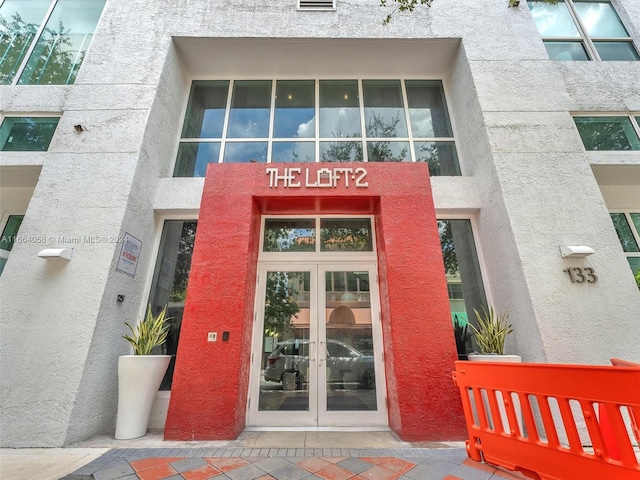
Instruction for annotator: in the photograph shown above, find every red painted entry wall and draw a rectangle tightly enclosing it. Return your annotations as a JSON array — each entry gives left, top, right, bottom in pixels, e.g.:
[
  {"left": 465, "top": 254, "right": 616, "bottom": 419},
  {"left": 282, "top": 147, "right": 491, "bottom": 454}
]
[{"left": 165, "top": 162, "right": 466, "bottom": 441}]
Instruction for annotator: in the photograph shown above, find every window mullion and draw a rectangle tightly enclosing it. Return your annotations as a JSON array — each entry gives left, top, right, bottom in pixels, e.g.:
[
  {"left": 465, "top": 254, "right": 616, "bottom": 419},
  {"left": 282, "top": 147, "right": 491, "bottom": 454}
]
[
  {"left": 400, "top": 80, "right": 416, "bottom": 163},
  {"left": 11, "top": 0, "right": 58, "bottom": 85},
  {"left": 315, "top": 79, "right": 320, "bottom": 163},
  {"left": 626, "top": 212, "right": 640, "bottom": 248},
  {"left": 566, "top": 0, "right": 600, "bottom": 60},
  {"left": 267, "top": 79, "right": 276, "bottom": 163},
  {"left": 630, "top": 115, "right": 640, "bottom": 141},
  {"left": 219, "top": 80, "right": 234, "bottom": 164},
  {"left": 358, "top": 80, "right": 368, "bottom": 162}
]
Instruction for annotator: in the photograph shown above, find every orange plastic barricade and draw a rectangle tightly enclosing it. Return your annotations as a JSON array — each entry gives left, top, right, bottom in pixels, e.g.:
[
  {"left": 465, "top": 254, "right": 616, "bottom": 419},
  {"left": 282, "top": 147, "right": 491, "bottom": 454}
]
[{"left": 453, "top": 361, "right": 640, "bottom": 480}]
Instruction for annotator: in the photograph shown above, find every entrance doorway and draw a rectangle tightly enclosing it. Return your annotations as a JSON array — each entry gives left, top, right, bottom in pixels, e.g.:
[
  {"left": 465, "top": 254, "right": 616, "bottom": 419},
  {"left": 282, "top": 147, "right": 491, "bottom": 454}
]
[{"left": 247, "top": 218, "right": 387, "bottom": 428}]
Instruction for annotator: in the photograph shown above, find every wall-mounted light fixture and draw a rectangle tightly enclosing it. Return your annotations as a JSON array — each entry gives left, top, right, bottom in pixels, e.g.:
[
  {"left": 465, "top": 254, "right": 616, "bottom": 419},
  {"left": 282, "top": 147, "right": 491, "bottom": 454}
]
[
  {"left": 74, "top": 124, "right": 85, "bottom": 133},
  {"left": 560, "top": 245, "right": 594, "bottom": 258},
  {"left": 37, "top": 248, "right": 73, "bottom": 260}
]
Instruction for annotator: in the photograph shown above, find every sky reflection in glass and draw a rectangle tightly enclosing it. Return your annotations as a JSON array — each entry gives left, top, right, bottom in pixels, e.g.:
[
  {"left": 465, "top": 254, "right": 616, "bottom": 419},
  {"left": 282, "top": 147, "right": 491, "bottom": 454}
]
[
  {"left": 363, "top": 80, "right": 407, "bottom": 138},
  {"left": 227, "top": 80, "right": 271, "bottom": 138},
  {"left": 223, "top": 142, "right": 268, "bottom": 163},
  {"left": 274, "top": 80, "right": 314, "bottom": 138},
  {"left": 272, "top": 141, "right": 316, "bottom": 163}
]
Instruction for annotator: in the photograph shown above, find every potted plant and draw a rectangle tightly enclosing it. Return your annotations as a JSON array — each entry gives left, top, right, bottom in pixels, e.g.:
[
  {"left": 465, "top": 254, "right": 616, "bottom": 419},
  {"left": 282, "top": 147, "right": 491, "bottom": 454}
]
[
  {"left": 115, "top": 304, "right": 171, "bottom": 440},
  {"left": 467, "top": 306, "right": 520, "bottom": 362},
  {"left": 453, "top": 314, "right": 471, "bottom": 360}
]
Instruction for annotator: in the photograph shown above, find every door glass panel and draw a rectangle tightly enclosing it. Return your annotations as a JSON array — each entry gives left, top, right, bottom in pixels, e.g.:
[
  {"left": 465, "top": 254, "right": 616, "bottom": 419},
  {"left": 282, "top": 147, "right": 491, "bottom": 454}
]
[
  {"left": 263, "top": 219, "right": 316, "bottom": 252},
  {"left": 324, "top": 271, "right": 376, "bottom": 411},
  {"left": 320, "top": 218, "right": 373, "bottom": 252},
  {"left": 261, "top": 271, "right": 311, "bottom": 411}
]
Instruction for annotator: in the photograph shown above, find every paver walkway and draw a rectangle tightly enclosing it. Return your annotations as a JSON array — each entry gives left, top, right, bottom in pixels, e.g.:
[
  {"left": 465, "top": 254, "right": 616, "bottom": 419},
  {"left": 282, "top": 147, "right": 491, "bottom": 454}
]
[{"left": 60, "top": 447, "right": 527, "bottom": 480}]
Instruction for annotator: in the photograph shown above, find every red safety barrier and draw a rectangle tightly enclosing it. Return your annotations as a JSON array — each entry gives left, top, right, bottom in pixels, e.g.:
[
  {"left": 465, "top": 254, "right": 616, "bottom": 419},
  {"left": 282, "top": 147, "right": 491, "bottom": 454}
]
[{"left": 453, "top": 361, "right": 640, "bottom": 480}]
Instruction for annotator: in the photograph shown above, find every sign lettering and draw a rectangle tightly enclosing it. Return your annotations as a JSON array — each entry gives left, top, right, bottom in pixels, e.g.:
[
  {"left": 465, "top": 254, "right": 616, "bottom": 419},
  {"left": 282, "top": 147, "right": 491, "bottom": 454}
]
[{"left": 266, "top": 167, "right": 368, "bottom": 189}]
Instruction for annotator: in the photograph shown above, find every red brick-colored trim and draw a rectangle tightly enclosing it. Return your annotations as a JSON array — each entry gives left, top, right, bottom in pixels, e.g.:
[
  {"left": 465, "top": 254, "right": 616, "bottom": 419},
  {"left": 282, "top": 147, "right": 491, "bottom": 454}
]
[{"left": 164, "top": 162, "right": 466, "bottom": 441}]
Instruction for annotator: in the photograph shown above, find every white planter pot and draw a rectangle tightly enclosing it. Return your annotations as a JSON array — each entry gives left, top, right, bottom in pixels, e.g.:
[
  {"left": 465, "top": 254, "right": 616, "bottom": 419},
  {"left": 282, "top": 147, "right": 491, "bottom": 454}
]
[
  {"left": 115, "top": 355, "right": 170, "bottom": 440},
  {"left": 466, "top": 354, "right": 522, "bottom": 434},
  {"left": 467, "top": 354, "right": 522, "bottom": 363}
]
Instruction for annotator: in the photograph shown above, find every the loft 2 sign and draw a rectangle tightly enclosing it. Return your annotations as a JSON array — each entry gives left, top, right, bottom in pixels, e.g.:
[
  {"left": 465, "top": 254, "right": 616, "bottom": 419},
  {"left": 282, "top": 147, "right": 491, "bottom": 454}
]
[{"left": 266, "top": 167, "right": 369, "bottom": 189}]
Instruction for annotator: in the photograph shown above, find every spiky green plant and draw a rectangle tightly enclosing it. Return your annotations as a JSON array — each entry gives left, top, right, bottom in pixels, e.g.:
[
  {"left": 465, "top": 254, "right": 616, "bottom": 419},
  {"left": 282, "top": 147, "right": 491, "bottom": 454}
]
[
  {"left": 123, "top": 304, "right": 170, "bottom": 355},
  {"left": 469, "top": 306, "right": 513, "bottom": 355}
]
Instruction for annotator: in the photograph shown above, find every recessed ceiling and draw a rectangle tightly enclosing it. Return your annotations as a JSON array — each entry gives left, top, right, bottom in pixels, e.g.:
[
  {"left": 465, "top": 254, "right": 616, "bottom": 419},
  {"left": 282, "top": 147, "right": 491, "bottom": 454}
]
[
  {"left": 173, "top": 37, "right": 461, "bottom": 78},
  {"left": 592, "top": 165, "right": 640, "bottom": 185},
  {"left": 0, "top": 166, "right": 42, "bottom": 188}
]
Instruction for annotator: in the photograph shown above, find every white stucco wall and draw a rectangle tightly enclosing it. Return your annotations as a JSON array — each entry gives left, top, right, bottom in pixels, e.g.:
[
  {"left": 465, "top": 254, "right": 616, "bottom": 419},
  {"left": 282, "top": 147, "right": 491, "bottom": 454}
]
[{"left": 1, "top": 0, "right": 639, "bottom": 446}]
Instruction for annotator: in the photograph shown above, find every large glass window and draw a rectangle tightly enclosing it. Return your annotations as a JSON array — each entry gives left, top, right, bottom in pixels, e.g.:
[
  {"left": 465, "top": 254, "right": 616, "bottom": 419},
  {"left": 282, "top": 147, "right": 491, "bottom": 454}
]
[
  {"left": 528, "top": 1, "right": 639, "bottom": 61},
  {"left": 0, "top": 0, "right": 106, "bottom": 85},
  {"left": 573, "top": 116, "right": 640, "bottom": 151},
  {"left": 174, "top": 79, "right": 460, "bottom": 176},
  {"left": 147, "top": 220, "right": 197, "bottom": 390},
  {"left": 0, "top": 215, "right": 24, "bottom": 276},
  {"left": 610, "top": 212, "right": 640, "bottom": 285},
  {"left": 438, "top": 219, "right": 487, "bottom": 358},
  {"left": 263, "top": 217, "right": 373, "bottom": 253},
  {"left": 0, "top": 117, "right": 59, "bottom": 151}
]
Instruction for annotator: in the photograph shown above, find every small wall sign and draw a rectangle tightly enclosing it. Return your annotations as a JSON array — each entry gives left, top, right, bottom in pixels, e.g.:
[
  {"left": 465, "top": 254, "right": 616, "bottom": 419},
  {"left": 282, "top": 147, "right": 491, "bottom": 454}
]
[
  {"left": 563, "top": 267, "right": 598, "bottom": 284},
  {"left": 266, "top": 166, "right": 368, "bottom": 189},
  {"left": 116, "top": 233, "right": 142, "bottom": 277}
]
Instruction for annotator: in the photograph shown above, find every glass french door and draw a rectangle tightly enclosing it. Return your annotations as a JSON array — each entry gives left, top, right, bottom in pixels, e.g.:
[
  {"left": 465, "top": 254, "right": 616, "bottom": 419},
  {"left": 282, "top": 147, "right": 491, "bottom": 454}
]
[{"left": 247, "top": 263, "right": 387, "bottom": 427}]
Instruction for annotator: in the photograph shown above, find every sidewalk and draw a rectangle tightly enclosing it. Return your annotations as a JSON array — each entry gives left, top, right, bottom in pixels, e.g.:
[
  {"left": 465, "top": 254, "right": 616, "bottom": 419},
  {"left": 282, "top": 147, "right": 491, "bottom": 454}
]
[{"left": 0, "top": 431, "right": 527, "bottom": 480}]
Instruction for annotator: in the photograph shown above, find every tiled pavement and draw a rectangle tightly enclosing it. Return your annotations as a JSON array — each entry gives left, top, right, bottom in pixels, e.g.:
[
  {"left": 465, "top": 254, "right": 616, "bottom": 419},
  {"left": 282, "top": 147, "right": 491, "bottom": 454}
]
[{"left": 59, "top": 446, "right": 527, "bottom": 480}]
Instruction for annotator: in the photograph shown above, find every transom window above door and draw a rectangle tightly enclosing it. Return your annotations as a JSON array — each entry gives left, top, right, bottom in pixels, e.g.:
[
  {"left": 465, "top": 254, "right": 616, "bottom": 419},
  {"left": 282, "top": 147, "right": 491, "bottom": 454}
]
[
  {"left": 262, "top": 217, "right": 374, "bottom": 254},
  {"left": 174, "top": 79, "right": 460, "bottom": 177}
]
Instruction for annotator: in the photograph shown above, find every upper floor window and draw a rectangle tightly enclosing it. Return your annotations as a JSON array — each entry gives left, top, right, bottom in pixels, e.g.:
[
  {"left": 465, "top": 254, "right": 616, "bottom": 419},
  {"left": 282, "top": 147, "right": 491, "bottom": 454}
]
[
  {"left": 528, "top": 1, "right": 639, "bottom": 61},
  {"left": 0, "top": 214, "right": 24, "bottom": 276},
  {"left": 573, "top": 115, "right": 640, "bottom": 150},
  {"left": 0, "top": 0, "right": 106, "bottom": 85},
  {"left": 610, "top": 212, "right": 640, "bottom": 284},
  {"left": 0, "top": 116, "right": 60, "bottom": 151},
  {"left": 174, "top": 79, "right": 460, "bottom": 177}
]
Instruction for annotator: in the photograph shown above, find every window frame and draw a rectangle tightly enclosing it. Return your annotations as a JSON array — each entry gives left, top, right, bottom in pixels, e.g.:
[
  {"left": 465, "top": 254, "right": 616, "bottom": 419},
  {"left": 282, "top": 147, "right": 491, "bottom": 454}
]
[
  {"left": 609, "top": 210, "right": 640, "bottom": 277},
  {"left": 0, "top": 212, "right": 25, "bottom": 276},
  {"left": 173, "top": 78, "right": 461, "bottom": 177},
  {"left": 0, "top": 0, "right": 105, "bottom": 85},
  {"left": 528, "top": 0, "right": 640, "bottom": 61},
  {"left": 572, "top": 113, "right": 640, "bottom": 151},
  {"left": 0, "top": 114, "right": 61, "bottom": 151}
]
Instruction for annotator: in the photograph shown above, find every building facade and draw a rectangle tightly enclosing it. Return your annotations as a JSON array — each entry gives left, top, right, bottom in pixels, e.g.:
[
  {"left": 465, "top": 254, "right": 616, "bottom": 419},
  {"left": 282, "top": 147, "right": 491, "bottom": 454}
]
[{"left": 1, "top": 0, "right": 639, "bottom": 447}]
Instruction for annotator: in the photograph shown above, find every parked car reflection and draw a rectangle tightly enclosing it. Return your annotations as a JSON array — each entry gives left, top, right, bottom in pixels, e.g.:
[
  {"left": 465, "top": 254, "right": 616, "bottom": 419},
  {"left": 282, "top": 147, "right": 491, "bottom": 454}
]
[{"left": 264, "top": 339, "right": 375, "bottom": 390}]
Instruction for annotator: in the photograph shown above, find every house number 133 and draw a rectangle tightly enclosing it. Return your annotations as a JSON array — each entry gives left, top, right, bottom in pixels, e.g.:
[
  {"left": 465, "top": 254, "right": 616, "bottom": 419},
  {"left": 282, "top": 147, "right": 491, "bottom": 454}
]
[{"left": 563, "top": 267, "right": 598, "bottom": 284}]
